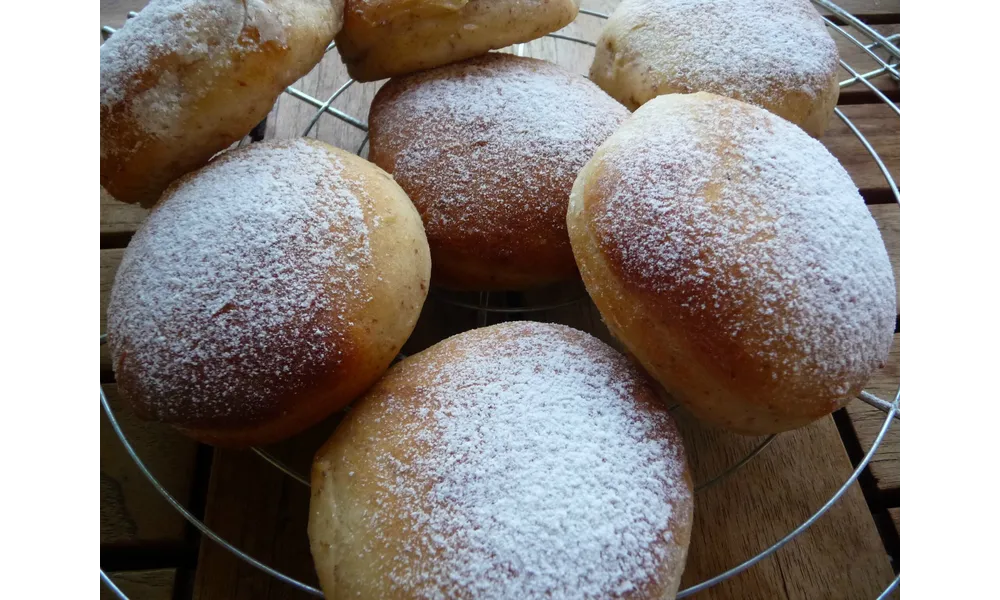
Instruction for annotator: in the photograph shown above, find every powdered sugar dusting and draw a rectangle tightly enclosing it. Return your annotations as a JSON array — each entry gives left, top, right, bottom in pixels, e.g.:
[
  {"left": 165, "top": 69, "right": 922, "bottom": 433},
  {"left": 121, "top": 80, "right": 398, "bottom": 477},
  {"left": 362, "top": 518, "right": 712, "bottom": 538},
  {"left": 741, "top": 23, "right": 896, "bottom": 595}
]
[
  {"left": 107, "top": 139, "right": 372, "bottom": 424},
  {"left": 600, "top": 0, "right": 838, "bottom": 104},
  {"left": 370, "top": 53, "right": 629, "bottom": 249},
  {"left": 99, "top": 0, "right": 288, "bottom": 136},
  {"left": 590, "top": 93, "right": 895, "bottom": 396},
  {"left": 353, "top": 322, "right": 690, "bottom": 598}
]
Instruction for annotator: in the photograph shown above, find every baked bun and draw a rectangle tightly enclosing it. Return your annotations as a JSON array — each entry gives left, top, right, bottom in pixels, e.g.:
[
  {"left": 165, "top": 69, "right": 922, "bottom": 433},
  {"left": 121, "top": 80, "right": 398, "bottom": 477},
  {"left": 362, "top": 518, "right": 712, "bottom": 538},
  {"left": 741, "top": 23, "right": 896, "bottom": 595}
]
[
  {"left": 100, "top": 0, "right": 343, "bottom": 207},
  {"left": 106, "top": 138, "right": 430, "bottom": 446},
  {"left": 590, "top": 0, "right": 839, "bottom": 137},
  {"left": 369, "top": 53, "right": 629, "bottom": 290},
  {"left": 309, "top": 321, "right": 693, "bottom": 599},
  {"left": 567, "top": 93, "right": 896, "bottom": 435},
  {"left": 335, "top": 0, "right": 580, "bottom": 81}
]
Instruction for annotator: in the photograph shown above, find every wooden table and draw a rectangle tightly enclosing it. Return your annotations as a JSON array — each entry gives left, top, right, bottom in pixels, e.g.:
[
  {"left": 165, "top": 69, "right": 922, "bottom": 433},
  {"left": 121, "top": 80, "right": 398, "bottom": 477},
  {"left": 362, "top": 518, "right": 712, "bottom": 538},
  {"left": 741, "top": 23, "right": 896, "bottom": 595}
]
[{"left": 100, "top": 1, "right": 900, "bottom": 598}]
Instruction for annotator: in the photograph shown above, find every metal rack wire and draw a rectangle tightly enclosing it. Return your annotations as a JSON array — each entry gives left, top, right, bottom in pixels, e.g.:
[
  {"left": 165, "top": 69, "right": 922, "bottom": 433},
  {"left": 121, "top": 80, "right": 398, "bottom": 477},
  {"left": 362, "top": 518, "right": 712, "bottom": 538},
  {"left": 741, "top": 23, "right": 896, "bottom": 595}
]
[{"left": 100, "top": 1, "right": 901, "bottom": 597}]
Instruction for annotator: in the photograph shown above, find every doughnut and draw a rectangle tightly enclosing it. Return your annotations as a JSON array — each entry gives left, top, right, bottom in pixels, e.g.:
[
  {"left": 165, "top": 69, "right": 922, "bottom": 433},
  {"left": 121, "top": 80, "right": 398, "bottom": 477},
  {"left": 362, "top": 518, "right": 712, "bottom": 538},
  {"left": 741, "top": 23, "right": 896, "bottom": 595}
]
[
  {"left": 309, "top": 321, "right": 693, "bottom": 599},
  {"left": 100, "top": 0, "right": 343, "bottom": 207},
  {"left": 106, "top": 138, "right": 431, "bottom": 446},
  {"left": 567, "top": 93, "right": 896, "bottom": 435},
  {"left": 590, "top": 0, "right": 840, "bottom": 137},
  {"left": 335, "top": 0, "right": 580, "bottom": 82},
  {"left": 368, "top": 53, "right": 629, "bottom": 290}
]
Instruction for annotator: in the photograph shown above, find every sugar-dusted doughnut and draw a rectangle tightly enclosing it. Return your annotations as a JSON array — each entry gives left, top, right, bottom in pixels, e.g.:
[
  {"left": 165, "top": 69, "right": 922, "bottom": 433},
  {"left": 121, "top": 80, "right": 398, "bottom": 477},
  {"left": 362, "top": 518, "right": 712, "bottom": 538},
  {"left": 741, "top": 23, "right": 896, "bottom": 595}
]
[
  {"left": 590, "top": 0, "right": 840, "bottom": 137},
  {"left": 368, "top": 53, "right": 629, "bottom": 290},
  {"left": 106, "top": 138, "right": 430, "bottom": 446},
  {"left": 309, "top": 321, "right": 693, "bottom": 599},
  {"left": 567, "top": 93, "right": 896, "bottom": 434}
]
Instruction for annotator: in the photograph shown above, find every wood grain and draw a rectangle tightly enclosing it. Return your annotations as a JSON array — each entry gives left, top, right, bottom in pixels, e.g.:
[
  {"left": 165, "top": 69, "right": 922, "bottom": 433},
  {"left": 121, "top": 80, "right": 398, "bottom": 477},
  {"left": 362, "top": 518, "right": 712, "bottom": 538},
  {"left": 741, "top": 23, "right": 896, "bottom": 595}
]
[
  {"left": 192, "top": 422, "right": 335, "bottom": 600},
  {"left": 822, "top": 103, "right": 900, "bottom": 200},
  {"left": 101, "top": 569, "right": 176, "bottom": 600},
  {"left": 677, "top": 414, "right": 893, "bottom": 599},
  {"left": 100, "top": 0, "right": 146, "bottom": 28},
  {"left": 836, "top": 25, "right": 899, "bottom": 104},
  {"left": 815, "top": 0, "right": 899, "bottom": 21},
  {"left": 101, "top": 186, "right": 148, "bottom": 237},
  {"left": 889, "top": 507, "right": 899, "bottom": 534},
  {"left": 101, "top": 384, "right": 200, "bottom": 545}
]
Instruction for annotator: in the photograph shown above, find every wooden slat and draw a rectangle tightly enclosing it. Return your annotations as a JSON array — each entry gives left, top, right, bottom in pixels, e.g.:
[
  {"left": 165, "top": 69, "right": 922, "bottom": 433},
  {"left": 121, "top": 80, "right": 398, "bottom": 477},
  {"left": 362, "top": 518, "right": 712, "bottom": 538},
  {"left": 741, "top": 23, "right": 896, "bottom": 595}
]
[
  {"left": 101, "top": 569, "right": 176, "bottom": 600},
  {"left": 101, "top": 186, "right": 148, "bottom": 236},
  {"left": 101, "top": 384, "right": 200, "bottom": 545},
  {"left": 192, "top": 421, "right": 335, "bottom": 600},
  {"left": 677, "top": 415, "right": 893, "bottom": 598},
  {"left": 822, "top": 103, "right": 900, "bottom": 200},
  {"left": 836, "top": 25, "right": 899, "bottom": 104},
  {"left": 816, "top": 0, "right": 899, "bottom": 21},
  {"left": 264, "top": 53, "right": 374, "bottom": 154},
  {"left": 889, "top": 507, "right": 899, "bottom": 534},
  {"left": 100, "top": 0, "right": 146, "bottom": 28}
]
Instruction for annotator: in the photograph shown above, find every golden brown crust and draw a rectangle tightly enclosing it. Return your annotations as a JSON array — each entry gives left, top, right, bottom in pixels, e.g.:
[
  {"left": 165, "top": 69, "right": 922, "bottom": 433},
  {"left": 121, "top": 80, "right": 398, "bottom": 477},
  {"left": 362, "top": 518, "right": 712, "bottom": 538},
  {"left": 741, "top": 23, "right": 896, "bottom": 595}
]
[
  {"left": 309, "top": 322, "right": 693, "bottom": 598},
  {"left": 567, "top": 93, "right": 896, "bottom": 434},
  {"left": 100, "top": 0, "right": 343, "bottom": 207},
  {"left": 336, "top": 0, "right": 580, "bottom": 81},
  {"left": 589, "top": 0, "right": 840, "bottom": 137},
  {"left": 107, "top": 139, "right": 430, "bottom": 446},
  {"left": 369, "top": 53, "right": 629, "bottom": 290}
]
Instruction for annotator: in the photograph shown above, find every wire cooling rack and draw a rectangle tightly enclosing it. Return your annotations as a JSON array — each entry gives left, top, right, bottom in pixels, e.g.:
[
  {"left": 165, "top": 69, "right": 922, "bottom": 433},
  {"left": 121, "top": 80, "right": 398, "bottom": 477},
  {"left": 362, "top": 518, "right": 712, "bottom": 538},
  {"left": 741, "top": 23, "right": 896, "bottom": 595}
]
[{"left": 100, "top": 1, "right": 901, "bottom": 597}]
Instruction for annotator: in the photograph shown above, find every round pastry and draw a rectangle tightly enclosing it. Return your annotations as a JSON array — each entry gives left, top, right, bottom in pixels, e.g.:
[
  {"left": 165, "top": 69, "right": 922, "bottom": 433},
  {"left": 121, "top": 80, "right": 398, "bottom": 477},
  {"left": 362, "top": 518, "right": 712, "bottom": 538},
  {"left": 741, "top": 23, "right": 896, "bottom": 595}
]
[
  {"left": 567, "top": 92, "right": 896, "bottom": 435},
  {"left": 309, "top": 321, "right": 693, "bottom": 599},
  {"left": 368, "top": 53, "right": 629, "bottom": 290},
  {"left": 106, "top": 138, "right": 431, "bottom": 446},
  {"left": 590, "top": 0, "right": 840, "bottom": 137},
  {"left": 100, "top": 0, "right": 343, "bottom": 207},
  {"left": 335, "top": 0, "right": 580, "bottom": 82}
]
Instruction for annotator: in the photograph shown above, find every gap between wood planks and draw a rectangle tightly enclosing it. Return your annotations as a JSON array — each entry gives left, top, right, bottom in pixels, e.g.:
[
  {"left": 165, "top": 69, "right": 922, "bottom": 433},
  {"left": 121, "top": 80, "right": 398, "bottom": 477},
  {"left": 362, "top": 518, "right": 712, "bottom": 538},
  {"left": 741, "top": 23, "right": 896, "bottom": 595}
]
[
  {"left": 99, "top": 451, "right": 214, "bottom": 579},
  {"left": 827, "top": 13, "right": 899, "bottom": 26},
  {"left": 101, "top": 544, "right": 197, "bottom": 572},
  {"left": 832, "top": 408, "right": 901, "bottom": 573}
]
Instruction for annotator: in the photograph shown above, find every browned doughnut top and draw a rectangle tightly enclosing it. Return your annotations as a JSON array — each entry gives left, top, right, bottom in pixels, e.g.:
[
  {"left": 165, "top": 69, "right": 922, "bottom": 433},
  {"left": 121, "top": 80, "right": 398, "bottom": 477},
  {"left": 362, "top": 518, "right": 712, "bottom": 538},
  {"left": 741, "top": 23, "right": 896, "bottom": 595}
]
[
  {"left": 584, "top": 93, "right": 895, "bottom": 404},
  {"left": 369, "top": 53, "right": 629, "bottom": 289},
  {"left": 107, "top": 139, "right": 377, "bottom": 430},
  {"left": 310, "top": 321, "right": 692, "bottom": 598}
]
